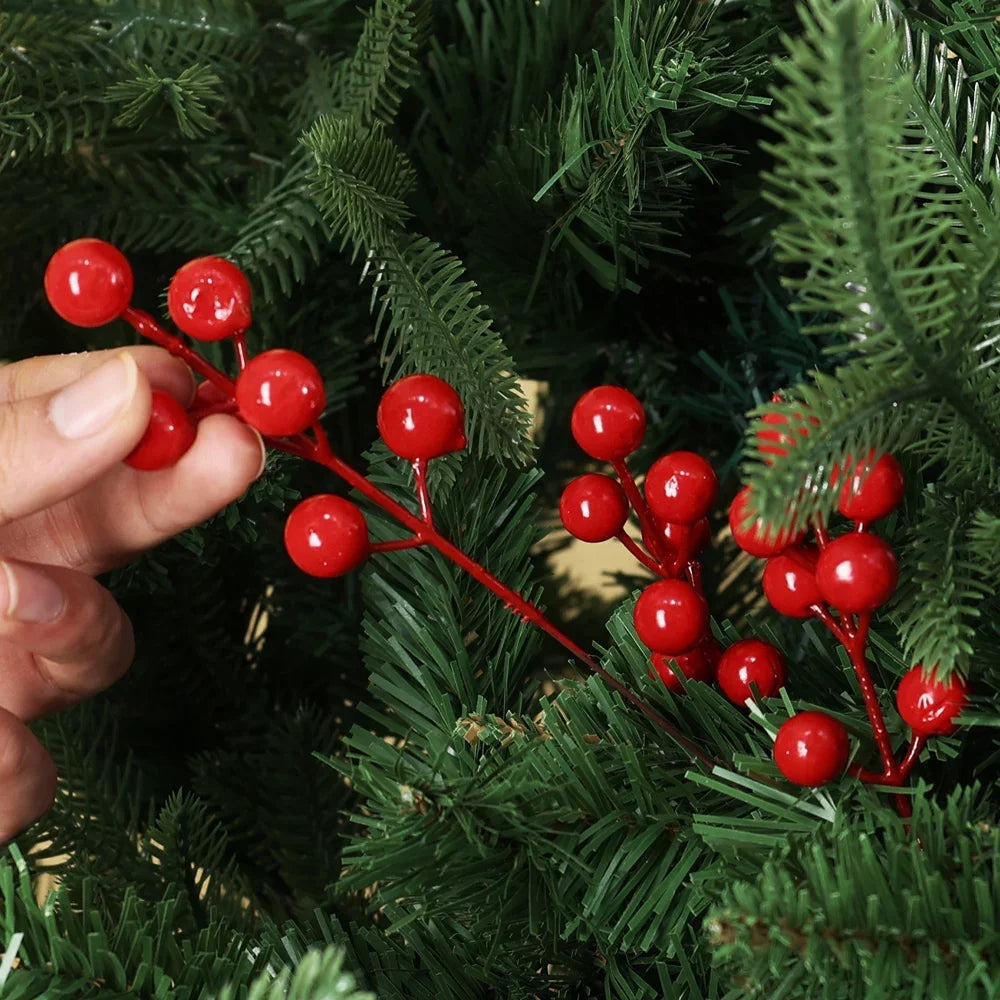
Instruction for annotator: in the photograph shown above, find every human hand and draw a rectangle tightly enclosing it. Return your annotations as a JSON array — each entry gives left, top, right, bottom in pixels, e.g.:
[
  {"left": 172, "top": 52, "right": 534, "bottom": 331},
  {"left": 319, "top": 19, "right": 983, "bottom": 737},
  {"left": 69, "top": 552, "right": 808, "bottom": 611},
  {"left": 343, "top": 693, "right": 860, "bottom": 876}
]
[{"left": 0, "top": 346, "right": 265, "bottom": 843}]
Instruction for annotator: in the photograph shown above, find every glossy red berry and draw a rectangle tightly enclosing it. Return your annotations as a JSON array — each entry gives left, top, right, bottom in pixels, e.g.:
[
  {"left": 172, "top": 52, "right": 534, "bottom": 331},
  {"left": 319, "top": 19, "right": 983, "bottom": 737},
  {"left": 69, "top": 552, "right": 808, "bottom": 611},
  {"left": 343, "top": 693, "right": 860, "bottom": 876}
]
[
  {"left": 838, "top": 452, "right": 905, "bottom": 522},
  {"left": 570, "top": 386, "right": 646, "bottom": 461},
  {"left": 728, "top": 486, "right": 806, "bottom": 558},
  {"left": 125, "top": 390, "right": 197, "bottom": 470},
  {"left": 699, "top": 636, "right": 722, "bottom": 674},
  {"left": 773, "top": 712, "right": 849, "bottom": 787},
  {"left": 44, "top": 238, "right": 133, "bottom": 327},
  {"left": 896, "top": 665, "right": 969, "bottom": 736},
  {"left": 235, "top": 349, "right": 325, "bottom": 437},
  {"left": 284, "top": 495, "right": 369, "bottom": 578},
  {"left": 815, "top": 533, "right": 898, "bottom": 613},
  {"left": 559, "top": 474, "right": 629, "bottom": 542},
  {"left": 167, "top": 256, "right": 252, "bottom": 341},
  {"left": 762, "top": 546, "right": 823, "bottom": 618},
  {"left": 717, "top": 638, "right": 786, "bottom": 705},
  {"left": 644, "top": 452, "right": 718, "bottom": 525},
  {"left": 633, "top": 580, "right": 708, "bottom": 655},
  {"left": 377, "top": 374, "right": 467, "bottom": 460},
  {"left": 651, "top": 645, "right": 714, "bottom": 693}
]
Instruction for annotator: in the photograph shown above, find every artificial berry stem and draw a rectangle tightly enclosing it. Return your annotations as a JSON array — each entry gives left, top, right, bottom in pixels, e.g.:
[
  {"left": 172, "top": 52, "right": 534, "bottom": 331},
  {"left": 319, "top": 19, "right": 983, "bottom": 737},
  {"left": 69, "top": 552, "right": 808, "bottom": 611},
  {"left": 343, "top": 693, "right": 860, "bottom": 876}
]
[
  {"left": 123, "top": 308, "right": 235, "bottom": 396},
  {"left": 897, "top": 736, "right": 926, "bottom": 781},
  {"left": 616, "top": 531, "right": 663, "bottom": 576},
  {"left": 844, "top": 613, "right": 899, "bottom": 780},
  {"left": 297, "top": 424, "right": 715, "bottom": 768},
  {"left": 233, "top": 331, "right": 249, "bottom": 370},
  {"left": 412, "top": 458, "right": 434, "bottom": 526},
  {"left": 611, "top": 458, "right": 670, "bottom": 570},
  {"left": 813, "top": 519, "right": 830, "bottom": 549}
]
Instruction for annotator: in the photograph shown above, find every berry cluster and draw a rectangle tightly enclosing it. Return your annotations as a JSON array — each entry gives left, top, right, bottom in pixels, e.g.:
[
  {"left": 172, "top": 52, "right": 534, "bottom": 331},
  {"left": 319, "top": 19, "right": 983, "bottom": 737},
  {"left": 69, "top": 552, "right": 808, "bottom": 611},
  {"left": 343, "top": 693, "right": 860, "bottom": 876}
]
[
  {"left": 733, "top": 414, "right": 969, "bottom": 793},
  {"left": 43, "top": 237, "right": 969, "bottom": 809}
]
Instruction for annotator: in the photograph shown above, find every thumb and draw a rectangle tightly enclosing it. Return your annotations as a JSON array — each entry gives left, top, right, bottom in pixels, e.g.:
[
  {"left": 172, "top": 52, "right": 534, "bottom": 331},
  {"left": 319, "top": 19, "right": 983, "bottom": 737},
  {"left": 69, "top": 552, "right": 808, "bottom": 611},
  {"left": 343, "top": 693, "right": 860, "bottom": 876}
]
[{"left": 0, "top": 352, "right": 152, "bottom": 526}]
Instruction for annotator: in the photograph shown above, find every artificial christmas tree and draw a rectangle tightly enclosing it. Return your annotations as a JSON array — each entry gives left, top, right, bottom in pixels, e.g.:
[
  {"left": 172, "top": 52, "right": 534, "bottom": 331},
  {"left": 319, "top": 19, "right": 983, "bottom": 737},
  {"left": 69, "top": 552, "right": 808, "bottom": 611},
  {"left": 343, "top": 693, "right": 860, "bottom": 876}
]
[{"left": 2, "top": 0, "right": 1000, "bottom": 998}]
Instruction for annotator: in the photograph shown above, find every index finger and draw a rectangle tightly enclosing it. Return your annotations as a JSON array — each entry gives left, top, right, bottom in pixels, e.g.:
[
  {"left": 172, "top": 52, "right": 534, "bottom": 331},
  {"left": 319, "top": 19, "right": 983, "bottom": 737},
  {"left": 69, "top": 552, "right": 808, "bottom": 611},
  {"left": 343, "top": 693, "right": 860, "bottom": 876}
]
[{"left": 0, "top": 346, "right": 196, "bottom": 406}]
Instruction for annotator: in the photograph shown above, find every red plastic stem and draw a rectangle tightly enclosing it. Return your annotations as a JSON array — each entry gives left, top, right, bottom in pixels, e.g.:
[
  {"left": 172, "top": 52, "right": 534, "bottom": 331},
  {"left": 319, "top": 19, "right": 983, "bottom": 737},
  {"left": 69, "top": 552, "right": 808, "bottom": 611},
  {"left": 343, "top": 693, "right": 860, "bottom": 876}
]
[
  {"left": 616, "top": 531, "right": 663, "bottom": 576},
  {"left": 610, "top": 458, "right": 671, "bottom": 571},
  {"left": 846, "top": 613, "right": 898, "bottom": 779},
  {"left": 813, "top": 519, "right": 830, "bottom": 550},
  {"left": 897, "top": 736, "right": 926, "bottom": 780},
  {"left": 122, "top": 308, "right": 235, "bottom": 395},
  {"left": 233, "top": 331, "right": 249, "bottom": 370},
  {"left": 412, "top": 458, "right": 434, "bottom": 526},
  {"left": 299, "top": 425, "right": 714, "bottom": 769}
]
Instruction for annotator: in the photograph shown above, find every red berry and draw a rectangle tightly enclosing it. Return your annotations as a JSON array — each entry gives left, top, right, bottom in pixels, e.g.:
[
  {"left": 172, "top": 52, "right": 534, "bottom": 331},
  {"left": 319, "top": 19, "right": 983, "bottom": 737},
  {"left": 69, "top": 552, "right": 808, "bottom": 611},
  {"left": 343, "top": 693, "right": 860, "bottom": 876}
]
[
  {"left": 377, "top": 374, "right": 467, "bottom": 460},
  {"left": 284, "top": 495, "right": 369, "bottom": 578},
  {"left": 644, "top": 452, "right": 718, "bottom": 524},
  {"left": 559, "top": 474, "right": 629, "bottom": 542},
  {"left": 896, "top": 665, "right": 969, "bottom": 736},
  {"left": 125, "top": 390, "right": 197, "bottom": 470},
  {"left": 773, "top": 712, "right": 849, "bottom": 787},
  {"left": 632, "top": 580, "right": 708, "bottom": 655},
  {"left": 762, "top": 546, "right": 823, "bottom": 618},
  {"left": 662, "top": 517, "right": 712, "bottom": 559},
  {"left": 44, "top": 238, "right": 133, "bottom": 327},
  {"left": 815, "top": 533, "right": 898, "bottom": 613},
  {"left": 236, "top": 349, "right": 325, "bottom": 437},
  {"left": 570, "top": 386, "right": 646, "bottom": 461},
  {"left": 651, "top": 646, "right": 714, "bottom": 693},
  {"left": 838, "top": 452, "right": 905, "bottom": 522},
  {"left": 728, "top": 486, "right": 806, "bottom": 558},
  {"left": 167, "top": 256, "right": 252, "bottom": 341},
  {"left": 717, "top": 638, "right": 786, "bottom": 705}
]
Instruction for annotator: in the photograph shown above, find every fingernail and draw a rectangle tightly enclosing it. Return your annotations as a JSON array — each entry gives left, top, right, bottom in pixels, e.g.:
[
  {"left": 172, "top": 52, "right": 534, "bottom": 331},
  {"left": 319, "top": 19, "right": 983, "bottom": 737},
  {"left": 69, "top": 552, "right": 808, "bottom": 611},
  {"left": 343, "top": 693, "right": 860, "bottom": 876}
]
[
  {"left": 49, "top": 353, "right": 138, "bottom": 440},
  {"left": 0, "top": 561, "right": 65, "bottom": 623},
  {"left": 251, "top": 428, "right": 267, "bottom": 479}
]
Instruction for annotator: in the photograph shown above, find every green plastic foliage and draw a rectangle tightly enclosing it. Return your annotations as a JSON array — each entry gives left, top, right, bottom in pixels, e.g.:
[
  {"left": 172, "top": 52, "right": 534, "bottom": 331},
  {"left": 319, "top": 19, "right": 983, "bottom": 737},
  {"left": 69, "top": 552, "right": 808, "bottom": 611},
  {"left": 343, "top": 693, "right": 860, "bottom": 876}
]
[
  {"left": 708, "top": 786, "right": 1000, "bottom": 999},
  {"left": 106, "top": 62, "right": 224, "bottom": 138},
  {"left": 743, "top": 0, "right": 1000, "bottom": 677}
]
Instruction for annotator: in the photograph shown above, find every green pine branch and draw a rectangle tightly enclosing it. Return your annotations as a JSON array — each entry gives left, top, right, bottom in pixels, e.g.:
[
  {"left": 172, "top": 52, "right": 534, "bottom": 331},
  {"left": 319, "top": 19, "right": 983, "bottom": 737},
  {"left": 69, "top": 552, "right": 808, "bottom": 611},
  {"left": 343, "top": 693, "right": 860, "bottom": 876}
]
[
  {"left": 106, "top": 61, "right": 224, "bottom": 138},
  {"left": 745, "top": 0, "right": 1000, "bottom": 531},
  {"left": 302, "top": 117, "right": 534, "bottom": 464},
  {"left": 708, "top": 786, "right": 1000, "bottom": 999}
]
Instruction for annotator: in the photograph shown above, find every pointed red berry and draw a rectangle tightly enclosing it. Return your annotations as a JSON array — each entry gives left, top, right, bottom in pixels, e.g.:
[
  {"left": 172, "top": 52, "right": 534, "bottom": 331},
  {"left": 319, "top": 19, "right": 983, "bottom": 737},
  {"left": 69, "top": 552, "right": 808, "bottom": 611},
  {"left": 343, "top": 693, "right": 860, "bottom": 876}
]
[
  {"left": 815, "top": 533, "right": 898, "bottom": 613},
  {"left": 773, "top": 711, "right": 849, "bottom": 787},
  {"left": 167, "top": 256, "right": 252, "bottom": 341},
  {"left": 45, "top": 238, "right": 134, "bottom": 327},
  {"left": 896, "top": 665, "right": 969, "bottom": 736},
  {"left": 633, "top": 580, "right": 708, "bottom": 655},
  {"left": 125, "top": 390, "right": 197, "bottom": 470},
  {"left": 559, "top": 474, "right": 629, "bottom": 542},
  {"left": 236, "top": 349, "right": 325, "bottom": 437},
  {"left": 285, "top": 495, "right": 369, "bottom": 578},
  {"left": 377, "top": 374, "right": 467, "bottom": 460},
  {"left": 570, "top": 386, "right": 646, "bottom": 461}
]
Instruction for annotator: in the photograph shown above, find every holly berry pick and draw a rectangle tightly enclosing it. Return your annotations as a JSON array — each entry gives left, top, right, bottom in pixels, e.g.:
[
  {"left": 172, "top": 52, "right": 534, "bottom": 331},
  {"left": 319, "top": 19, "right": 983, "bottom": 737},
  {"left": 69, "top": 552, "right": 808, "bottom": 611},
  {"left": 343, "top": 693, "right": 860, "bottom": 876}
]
[
  {"left": 735, "top": 406, "right": 969, "bottom": 804},
  {"left": 43, "top": 238, "right": 714, "bottom": 769}
]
